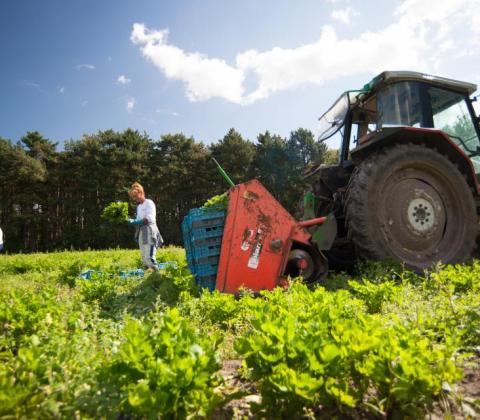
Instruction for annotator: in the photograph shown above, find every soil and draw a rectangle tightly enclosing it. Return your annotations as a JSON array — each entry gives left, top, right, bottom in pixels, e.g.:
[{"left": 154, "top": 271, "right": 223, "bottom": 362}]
[{"left": 211, "top": 359, "right": 258, "bottom": 419}]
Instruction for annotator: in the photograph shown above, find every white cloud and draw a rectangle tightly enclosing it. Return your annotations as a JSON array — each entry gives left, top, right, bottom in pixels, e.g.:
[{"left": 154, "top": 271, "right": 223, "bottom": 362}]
[
  {"left": 117, "top": 75, "right": 131, "bottom": 85},
  {"left": 331, "top": 7, "right": 357, "bottom": 24},
  {"left": 126, "top": 97, "right": 136, "bottom": 112},
  {"left": 131, "top": 0, "right": 480, "bottom": 106},
  {"left": 76, "top": 64, "right": 95, "bottom": 71},
  {"left": 131, "top": 23, "right": 245, "bottom": 103},
  {"left": 236, "top": 23, "right": 429, "bottom": 105},
  {"left": 395, "top": 0, "right": 467, "bottom": 25}
]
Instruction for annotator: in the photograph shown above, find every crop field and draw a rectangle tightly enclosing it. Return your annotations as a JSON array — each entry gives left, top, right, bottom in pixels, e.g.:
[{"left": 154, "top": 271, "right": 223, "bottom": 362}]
[{"left": 0, "top": 248, "right": 479, "bottom": 419}]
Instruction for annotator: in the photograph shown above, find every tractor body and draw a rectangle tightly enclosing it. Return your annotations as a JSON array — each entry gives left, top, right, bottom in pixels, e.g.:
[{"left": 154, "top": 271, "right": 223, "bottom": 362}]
[
  {"left": 307, "top": 71, "right": 480, "bottom": 271},
  {"left": 183, "top": 71, "right": 480, "bottom": 293}
]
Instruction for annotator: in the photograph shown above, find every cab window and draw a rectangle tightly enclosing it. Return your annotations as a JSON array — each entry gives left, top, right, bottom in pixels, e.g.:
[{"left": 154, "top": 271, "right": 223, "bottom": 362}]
[
  {"left": 429, "top": 87, "right": 478, "bottom": 153},
  {"left": 377, "top": 82, "right": 423, "bottom": 128}
]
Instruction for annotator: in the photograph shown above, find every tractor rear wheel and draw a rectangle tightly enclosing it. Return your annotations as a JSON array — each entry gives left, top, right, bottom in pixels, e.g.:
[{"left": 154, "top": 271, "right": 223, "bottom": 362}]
[{"left": 345, "top": 143, "right": 478, "bottom": 271}]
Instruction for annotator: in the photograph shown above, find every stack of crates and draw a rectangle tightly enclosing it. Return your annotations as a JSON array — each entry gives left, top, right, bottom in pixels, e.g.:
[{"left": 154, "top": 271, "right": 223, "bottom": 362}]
[{"left": 181, "top": 207, "right": 226, "bottom": 291}]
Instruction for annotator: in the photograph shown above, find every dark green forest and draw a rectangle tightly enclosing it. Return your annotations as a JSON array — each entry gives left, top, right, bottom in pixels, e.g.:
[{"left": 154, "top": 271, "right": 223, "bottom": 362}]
[{"left": 0, "top": 128, "right": 335, "bottom": 253}]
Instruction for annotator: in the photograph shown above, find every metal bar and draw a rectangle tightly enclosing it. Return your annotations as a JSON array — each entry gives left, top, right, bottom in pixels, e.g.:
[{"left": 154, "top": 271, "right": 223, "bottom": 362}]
[
  {"left": 212, "top": 157, "right": 235, "bottom": 187},
  {"left": 298, "top": 216, "right": 327, "bottom": 228}
]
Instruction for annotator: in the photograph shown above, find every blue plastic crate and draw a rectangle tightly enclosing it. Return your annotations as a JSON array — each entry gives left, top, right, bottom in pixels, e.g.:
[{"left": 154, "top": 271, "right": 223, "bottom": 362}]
[
  {"left": 184, "top": 244, "right": 195, "bottom": 274},
  {"left": 190, "top": 225, "right": 224, "bottom": 240},
  {"left": 181, "top": 219, "right": 191, "bottom": 237},
  {"left": 158, "top": 261, "right": 178, "bottom": 270},
  {"left": 196, "top": 275, "right": 216, "bottom": 291},
  {"left": 185, "top": 257, "right": 195, "bottom": 275},
  {"left": 187, "top": 263, "right": 196, "bottom": 276},
  {"left": 192, "top": 235, "right": 223, "bottom": 248},
  {"left": 194, "top": 262, "right": 219, "bottom": 277},
  {"left": 183, "top": 209, "right": 225, "bottom": 233},
  {"left": 184, "top": 241, "right": 193, "bottom": 259},
  {"left": 182, "top": 207, "right": 225, "bottom": 281},
  {"left": 194, "top": 255, "right": 219, "bottom": 266},
  {"left": 187, "top": 208, "right": 225, "bottom": 220},
  {"left": 191, "top": 215, "right": 225, "bottom": 228},
  {"left": 192, "top": 243, "right": 222, "bottom": 259},
  {"left": 190, "top": 236, "right": 223, "bottom": 259},
  {"left": 186, "top": 259, "right": 219, "bottom": 278}
]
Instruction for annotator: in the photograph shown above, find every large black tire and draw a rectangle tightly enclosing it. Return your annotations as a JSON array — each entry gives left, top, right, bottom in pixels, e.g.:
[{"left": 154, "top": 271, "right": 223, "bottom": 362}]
[
  {"left": 345, "top": 144, "right": 478, "bottom": 271},
  {"left": 324, "top": 239, "right": 356, "bottom": 273}
]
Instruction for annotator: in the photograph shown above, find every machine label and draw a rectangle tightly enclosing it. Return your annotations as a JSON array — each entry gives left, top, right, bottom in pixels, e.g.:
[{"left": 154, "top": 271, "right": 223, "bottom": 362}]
[
  {"left": 247, "top": 227, "right": 264, "bottom": 269},
  {"left": 247, "top": 242, "right": 263, "bottom": 269}
]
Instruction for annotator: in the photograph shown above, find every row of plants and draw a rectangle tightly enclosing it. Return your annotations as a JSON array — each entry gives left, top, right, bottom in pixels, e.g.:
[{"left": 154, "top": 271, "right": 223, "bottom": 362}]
[{"left": 0, "top": 249, "right": 479, "bottom": 418}]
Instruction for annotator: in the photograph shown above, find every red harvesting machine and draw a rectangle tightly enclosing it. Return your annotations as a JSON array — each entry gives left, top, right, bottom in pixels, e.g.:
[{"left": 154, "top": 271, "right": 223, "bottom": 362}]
[{"left": 182, "top": 179, "right": 329, "bottom": 294}]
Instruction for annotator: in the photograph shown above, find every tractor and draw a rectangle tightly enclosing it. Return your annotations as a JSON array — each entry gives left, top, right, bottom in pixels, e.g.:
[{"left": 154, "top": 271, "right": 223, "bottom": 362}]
[
  {"left": 182, "top": 71, "right": 480, "bottom": 294},
  {"left": 304, "top": 70, "right": 480, "bottom": 272}
]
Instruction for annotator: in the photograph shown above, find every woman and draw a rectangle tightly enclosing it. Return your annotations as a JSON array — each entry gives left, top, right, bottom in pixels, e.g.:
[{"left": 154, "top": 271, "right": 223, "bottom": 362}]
[{"left": 127, "top": 182, "right": 164, "bottom": 271}]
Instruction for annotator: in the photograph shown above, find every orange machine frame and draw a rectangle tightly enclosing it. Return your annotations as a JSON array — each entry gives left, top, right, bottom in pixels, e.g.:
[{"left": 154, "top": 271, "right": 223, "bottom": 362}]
[{"left": 215, "top": 180, "right": 325, "bottom": 293}]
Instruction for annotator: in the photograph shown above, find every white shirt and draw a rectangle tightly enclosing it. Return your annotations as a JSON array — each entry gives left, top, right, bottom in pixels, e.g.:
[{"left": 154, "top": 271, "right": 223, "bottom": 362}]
[
  {"left": 136, "top": 199, "right": 157, "bottom": 225},
  {"left": 0, "top": 228, "right": 3, "bottom": 245}
]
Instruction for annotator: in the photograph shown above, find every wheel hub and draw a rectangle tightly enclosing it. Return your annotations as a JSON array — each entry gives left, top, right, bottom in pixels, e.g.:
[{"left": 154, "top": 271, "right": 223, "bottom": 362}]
[
  {"left": 286, "top": 249, "right": 315, "bottom": 280},
  {"left": 407, "top": 198, "right": 435, "bottom": 233},
  {"left": 381, "top": 177, "right": 446, "bottom": 254}
]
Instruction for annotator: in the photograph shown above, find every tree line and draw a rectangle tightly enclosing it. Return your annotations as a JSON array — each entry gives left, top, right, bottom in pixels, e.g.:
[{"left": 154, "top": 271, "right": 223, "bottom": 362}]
[{"left": 0, "top": 128, "right": 337, "bottom": 253}]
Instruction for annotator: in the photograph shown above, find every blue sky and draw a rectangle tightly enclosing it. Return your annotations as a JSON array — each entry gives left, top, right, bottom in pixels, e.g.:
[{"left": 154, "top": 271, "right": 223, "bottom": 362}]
[{"left": 1, "top": 0, "right": 479, "bottom": 149}]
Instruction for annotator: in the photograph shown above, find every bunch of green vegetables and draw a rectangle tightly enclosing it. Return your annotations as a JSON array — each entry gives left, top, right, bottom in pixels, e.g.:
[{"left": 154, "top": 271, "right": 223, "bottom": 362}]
[
  {"left": 202, "top": 193, "right": 228, "bottom": 211},
  {"left": 101, "top": 201, "right": 129, "bottom": 223}
]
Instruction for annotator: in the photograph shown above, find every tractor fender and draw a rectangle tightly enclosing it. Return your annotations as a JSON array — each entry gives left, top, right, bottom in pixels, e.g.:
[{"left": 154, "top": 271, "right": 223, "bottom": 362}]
[{"left": 350, "top": 126, "right": 480, "bottom": 194}]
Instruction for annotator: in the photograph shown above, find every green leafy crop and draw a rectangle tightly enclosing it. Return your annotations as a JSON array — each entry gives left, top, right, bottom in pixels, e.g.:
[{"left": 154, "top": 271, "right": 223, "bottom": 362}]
[
  {"left": 101, "top": 201, "right": 129, "bottom": 223},
  {"left": 101, "top": 308, "right": 222, "bottom": 418},
  {"left": 202, "top": 193, "right": 228, "bottom": 211},
  {"left": 0, "top": 250, "right": 478, "bottom": 418},
  {"left": 234, "top": 281, "right": 468, "bottom": 418}
]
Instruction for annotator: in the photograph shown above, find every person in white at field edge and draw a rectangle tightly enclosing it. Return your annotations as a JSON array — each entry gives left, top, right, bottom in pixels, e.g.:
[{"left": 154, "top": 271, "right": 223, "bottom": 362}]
[
  {"left": 0, "top": 227, "right": 3, "bottom": 252},
  {"left": 127, "top": 182, "right": 164, "bottom": 271}
]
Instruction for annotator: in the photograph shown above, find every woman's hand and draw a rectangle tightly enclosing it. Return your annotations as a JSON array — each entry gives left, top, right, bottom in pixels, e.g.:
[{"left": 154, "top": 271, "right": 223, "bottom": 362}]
[{"left": 127, "top": 218, "right": 144, "bottom": 225}]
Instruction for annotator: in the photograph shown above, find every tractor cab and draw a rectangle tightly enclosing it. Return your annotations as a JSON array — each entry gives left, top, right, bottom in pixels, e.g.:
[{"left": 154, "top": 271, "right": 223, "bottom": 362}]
[{"left": 318, "top": 71, "right": 480, "bottom": 177}]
